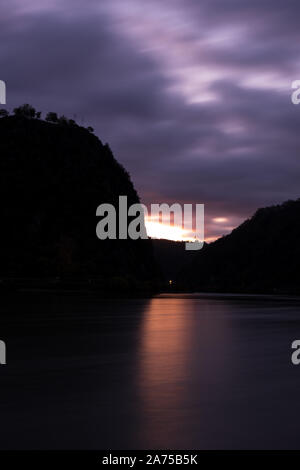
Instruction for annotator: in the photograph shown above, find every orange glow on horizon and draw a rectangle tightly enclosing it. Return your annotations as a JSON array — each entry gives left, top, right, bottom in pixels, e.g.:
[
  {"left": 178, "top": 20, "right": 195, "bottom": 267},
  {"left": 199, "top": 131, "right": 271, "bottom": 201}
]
[
  {"left": 144, "top": 216, "right": 229, "bottom": 243},
  {"left": 205, "top": 235, "right": 218, "bottom": 243},
  {"left": 145, "top": 218, "right": 196, "bottom": 242}
]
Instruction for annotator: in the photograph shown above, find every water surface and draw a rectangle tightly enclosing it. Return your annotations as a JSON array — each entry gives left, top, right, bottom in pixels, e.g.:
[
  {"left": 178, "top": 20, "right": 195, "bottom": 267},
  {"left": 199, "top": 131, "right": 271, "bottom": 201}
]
[{"left": 0, "top": 293, "right": 300, "bottom": 449}]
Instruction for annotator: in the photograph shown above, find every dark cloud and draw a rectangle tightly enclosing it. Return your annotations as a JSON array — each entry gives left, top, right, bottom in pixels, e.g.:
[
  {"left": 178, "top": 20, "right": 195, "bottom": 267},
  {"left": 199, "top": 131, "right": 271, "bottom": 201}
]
[{"left": 1, "top": 0, "right": 300, "bottom": 239}]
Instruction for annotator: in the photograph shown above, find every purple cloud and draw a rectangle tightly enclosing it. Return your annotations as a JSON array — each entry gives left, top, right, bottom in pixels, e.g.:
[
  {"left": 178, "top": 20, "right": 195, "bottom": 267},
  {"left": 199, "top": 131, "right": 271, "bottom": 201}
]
[{"left": 1, "top": 0, "right": 300, "bottom": 239}]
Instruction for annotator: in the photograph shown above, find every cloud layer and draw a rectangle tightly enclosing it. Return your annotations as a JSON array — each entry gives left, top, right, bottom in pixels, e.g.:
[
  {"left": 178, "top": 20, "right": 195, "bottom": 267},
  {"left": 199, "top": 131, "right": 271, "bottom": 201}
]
[{"left": 2, "top": 0, "right": 300, "bottom": 239}]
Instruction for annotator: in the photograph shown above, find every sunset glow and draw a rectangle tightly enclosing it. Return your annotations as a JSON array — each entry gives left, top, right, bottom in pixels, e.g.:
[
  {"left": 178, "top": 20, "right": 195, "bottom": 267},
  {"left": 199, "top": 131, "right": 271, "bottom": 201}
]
[{"left": 145, "top": 218, "right": 196, "bottom": 242}]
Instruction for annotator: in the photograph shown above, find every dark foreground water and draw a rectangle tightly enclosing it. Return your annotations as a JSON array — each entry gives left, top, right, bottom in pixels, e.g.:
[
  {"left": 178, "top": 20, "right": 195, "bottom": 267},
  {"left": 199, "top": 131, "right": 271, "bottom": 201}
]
[{"left": 1, "top": 293, "right": 300, "bottom": 449}]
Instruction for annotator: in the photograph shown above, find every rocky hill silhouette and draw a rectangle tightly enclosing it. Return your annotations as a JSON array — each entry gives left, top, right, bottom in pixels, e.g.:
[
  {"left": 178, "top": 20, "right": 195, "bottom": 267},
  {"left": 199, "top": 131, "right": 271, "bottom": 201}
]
[
  {"left": 178, "top": 199, "right": 300, "bottom": 294},
  {"left": 0, "top": 105, "right": 158, "bottom": 293}
]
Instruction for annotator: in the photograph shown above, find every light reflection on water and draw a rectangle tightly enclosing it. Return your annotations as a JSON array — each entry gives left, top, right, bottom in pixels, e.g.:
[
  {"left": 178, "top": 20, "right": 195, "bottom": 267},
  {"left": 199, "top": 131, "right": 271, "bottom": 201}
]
[
  {"left": 136, "top": 295, "right": 300, "bottom": 449},
  {"left": 137, "top": 296, "right": 234, "bottom": 448},
  {"left": 1, "top": 294, "right": 300, "bottom": 449}
]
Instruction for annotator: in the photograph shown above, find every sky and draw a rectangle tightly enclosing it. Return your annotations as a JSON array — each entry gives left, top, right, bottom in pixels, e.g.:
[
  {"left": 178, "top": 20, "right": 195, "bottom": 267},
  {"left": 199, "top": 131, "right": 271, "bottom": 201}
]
[{"left": 1, "top": 0, "right": 300, "bottom": 241}]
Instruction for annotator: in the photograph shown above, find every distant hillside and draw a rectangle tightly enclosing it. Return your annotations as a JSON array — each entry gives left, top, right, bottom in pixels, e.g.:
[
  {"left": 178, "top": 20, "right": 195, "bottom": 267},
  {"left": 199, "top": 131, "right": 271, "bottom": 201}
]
[
  {"left": 178, "top": 199, "right": 300, "bottom": 294},
  {"left": 151, "top": 239, "right": 192, "bottom": 284},
  {"left": 0, "top": 106, "right": 159, "bottom": 293}
]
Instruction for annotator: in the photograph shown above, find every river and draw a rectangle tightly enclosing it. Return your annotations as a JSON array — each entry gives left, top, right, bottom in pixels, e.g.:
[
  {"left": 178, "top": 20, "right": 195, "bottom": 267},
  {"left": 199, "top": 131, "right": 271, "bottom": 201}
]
[{"left": 0, "top": 293, "right": 300, "bottom": 449}]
